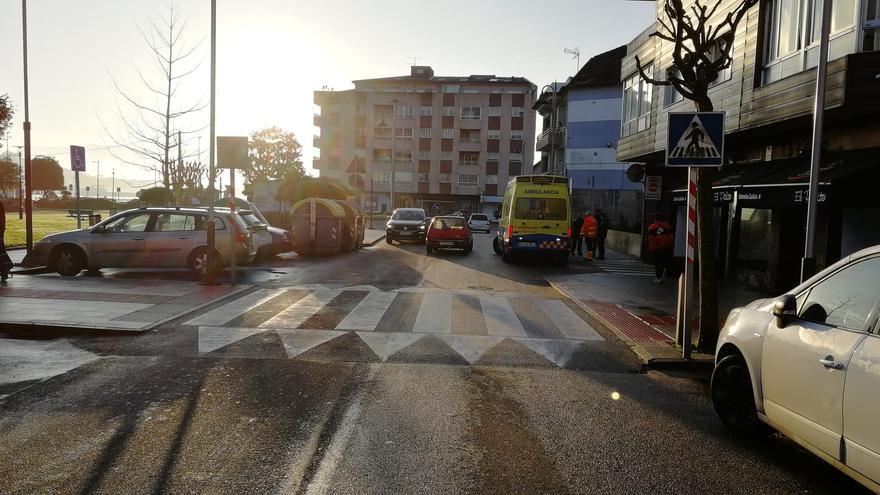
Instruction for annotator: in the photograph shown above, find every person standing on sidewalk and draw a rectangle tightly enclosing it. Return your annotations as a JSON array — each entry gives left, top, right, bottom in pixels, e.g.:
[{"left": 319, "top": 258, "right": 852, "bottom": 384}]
[
  {"left": 647, "top": 212, "right": 674, "bottom": 282},
  {"left": 570, "top": 211, "right": 584, "bottom": 257},
  {"left": 0, "top": 201, "right": 11, "bottom": 284},
  {"left": 581, "top": 210, "right": 598, "bottom": 261},
  {"left": 595, "top": 209, "right": 609, "bottom": 260}
]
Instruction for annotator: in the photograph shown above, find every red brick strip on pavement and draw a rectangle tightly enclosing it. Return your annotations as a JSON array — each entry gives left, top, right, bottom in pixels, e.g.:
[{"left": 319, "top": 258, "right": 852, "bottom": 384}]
[{"left": 582, "top": 301, "right": 674, "bottom": 343}]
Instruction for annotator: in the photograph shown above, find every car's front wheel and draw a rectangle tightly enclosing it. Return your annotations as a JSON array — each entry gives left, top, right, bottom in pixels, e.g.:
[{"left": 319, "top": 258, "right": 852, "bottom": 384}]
[
  {"left": 54, "top": 246, "right": 85, "bottom": 277},
  {"left": 711, "top": 354, "right": 771, "bottom": 437},
  {"left": 386, "top": 237, "right": 394, "bottom": 245}
]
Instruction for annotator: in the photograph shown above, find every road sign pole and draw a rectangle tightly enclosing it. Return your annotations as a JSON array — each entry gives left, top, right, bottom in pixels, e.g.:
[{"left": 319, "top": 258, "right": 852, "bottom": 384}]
[
  {"left": 229, "top": 167, "right": 237, "bottom": 285},
  {"left": 681, "top": 167, "right": 697, "bottom": 360},
  {"left": 75, "top": 172, "right": 81, "bottom": 229}
]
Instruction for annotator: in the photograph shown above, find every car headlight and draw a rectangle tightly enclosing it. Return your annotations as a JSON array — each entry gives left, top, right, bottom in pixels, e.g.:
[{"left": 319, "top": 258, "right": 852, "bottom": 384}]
[{"left": 419, "top": 225, "right": 426, "bottom": 230}]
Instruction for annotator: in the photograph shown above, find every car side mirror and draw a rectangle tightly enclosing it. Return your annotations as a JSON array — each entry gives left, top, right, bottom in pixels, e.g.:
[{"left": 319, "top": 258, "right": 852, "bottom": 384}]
[{"left": 773, "top": 294, "right": 797, "bottom": 328}]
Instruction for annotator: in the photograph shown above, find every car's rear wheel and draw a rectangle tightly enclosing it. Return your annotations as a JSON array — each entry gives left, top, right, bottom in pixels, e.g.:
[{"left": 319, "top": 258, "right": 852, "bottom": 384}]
[
  {"left": 426, "top": 244, "right": 433, "bottom": 254},
  {"left": 463, "top": 241, "right": 473, "bottom": 255},
  {"left": 492, "top": 237, "right": 503, "bottom": 255},
  {"left": 188, "top": 248, "right": 223, "bottom": 277},
  {"left": 711, "top": 354, "right": 771, "bottom": 437},
  {"left": 54, "top": 246, "right": 85, "bottom": 277}
]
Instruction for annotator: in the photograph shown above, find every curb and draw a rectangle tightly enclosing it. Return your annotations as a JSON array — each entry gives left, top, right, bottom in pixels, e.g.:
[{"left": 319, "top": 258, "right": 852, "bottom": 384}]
[
  {"left": 361, "top": 234, "right": 386, "bottom": 247},
  {"left": 548, "top": 279, "right": 714, "bottom": 371}
]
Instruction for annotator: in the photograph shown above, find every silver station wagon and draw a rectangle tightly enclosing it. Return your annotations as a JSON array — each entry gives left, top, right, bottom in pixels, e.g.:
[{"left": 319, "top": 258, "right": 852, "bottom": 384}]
[{"left": 25, "top": 207, "right": 256, "bottom": 276}]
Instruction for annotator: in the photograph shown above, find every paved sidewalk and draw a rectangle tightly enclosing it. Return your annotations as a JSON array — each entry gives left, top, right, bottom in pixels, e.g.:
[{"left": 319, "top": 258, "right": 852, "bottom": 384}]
[
  {"left": 548, "top": 249, "right": 769, "bottom": 366},
  {"left": 362, "top": 228, "right": 386, "bottom": 246},
  {"left": 0, "top": 275, "right": 248, "bottom": 332}
]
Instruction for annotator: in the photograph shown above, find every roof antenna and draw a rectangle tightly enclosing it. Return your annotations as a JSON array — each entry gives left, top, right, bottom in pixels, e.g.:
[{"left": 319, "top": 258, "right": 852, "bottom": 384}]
[
  {"left": 564, "top": 47, "right": 581, "bottom": 72},
  {"left": 408, "top": 56, "right": 421, "bottom": 66}
]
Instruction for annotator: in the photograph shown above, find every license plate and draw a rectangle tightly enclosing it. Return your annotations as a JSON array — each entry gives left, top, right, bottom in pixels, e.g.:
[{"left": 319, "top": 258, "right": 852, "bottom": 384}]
[
  {"left": 400, "top": 231, "right": 414, "bottom": 235},
  {"left": 519, "top": 242, "right": 536, "bottom": 247},
  {"left": 439, "top": 241, "right": 454, "bottom": 246}
]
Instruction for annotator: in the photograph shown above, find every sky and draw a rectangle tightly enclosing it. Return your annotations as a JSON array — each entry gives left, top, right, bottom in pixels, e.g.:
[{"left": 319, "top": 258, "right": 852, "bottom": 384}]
[{"left": 0, "top": 0, "right": 656, "bottom": 189}]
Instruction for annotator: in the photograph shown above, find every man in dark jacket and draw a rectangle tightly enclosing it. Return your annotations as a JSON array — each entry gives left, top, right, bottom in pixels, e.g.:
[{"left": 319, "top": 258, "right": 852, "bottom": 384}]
[
  {"left": 570, "top": 212, "right": 584, "bottom": 256},
  {"left": 595, "top": 209, "right": 609, "bottom": 260},
  {"left": 0, "top": 201, "right": 11, "bottom": 284}
]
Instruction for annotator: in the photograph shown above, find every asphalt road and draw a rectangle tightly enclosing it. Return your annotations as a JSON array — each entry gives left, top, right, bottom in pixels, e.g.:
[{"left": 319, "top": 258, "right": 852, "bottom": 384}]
[{"left": 0, "top": 233, "right": 870, "bottom": 494}]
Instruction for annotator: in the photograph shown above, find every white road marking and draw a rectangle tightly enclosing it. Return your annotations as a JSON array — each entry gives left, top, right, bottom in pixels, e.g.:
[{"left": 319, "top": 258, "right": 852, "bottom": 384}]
[
  {"left": 537, "top": 299, "right": 604, "bottom": 341},
  {"left": 517, "top": 338, "right": 584, "bottom": 367},
  {"left": 277, "top": 329, "right": 348, "bottom": 359},
  {"left": 259, "top": 290, "right": 341, "bottom": 329},
  {"left": 184, "top": 288, "right": 286, "bottom": 326},
  {"left": 413, "top": 292, "right": 453, "bottom": 334},
  {"left": 480, "top": 295, "right": 527, "bottom": 337},
  {"left": 198, "top": 326, "right": 266, "bottom": 354},
  {"left": 357, "top": 332, "right": 424, "bottom": 361},
  {"left": 335, "top": 291, "right": 398, "bottom": 331},
  {"left": 0, "top": 339, "right": 99, "bottom": 385},
  {"left": 438, "top": 335, "right": 504, "bottom": 364}
]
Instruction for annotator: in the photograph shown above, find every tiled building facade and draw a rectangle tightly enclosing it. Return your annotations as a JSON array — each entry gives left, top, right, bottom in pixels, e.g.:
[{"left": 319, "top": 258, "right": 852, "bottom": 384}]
[{"left": 313, "top": 66, "right": 536, "bottom": 216}]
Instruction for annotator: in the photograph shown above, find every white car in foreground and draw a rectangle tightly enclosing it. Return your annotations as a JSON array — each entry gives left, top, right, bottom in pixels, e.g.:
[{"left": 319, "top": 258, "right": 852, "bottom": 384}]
[{"left": 712, "top": 245, "right": 880, "bottom": 492}]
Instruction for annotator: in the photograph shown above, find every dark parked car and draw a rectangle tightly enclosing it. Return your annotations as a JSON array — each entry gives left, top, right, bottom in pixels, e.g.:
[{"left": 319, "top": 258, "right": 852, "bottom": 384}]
[{"left": 386, "top": 208, "right": 427, "bottom": 244}]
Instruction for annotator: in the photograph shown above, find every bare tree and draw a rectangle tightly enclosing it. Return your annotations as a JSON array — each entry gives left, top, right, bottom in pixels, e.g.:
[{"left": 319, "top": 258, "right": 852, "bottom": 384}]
[
  {"left": 169, "top": 159, "right": 205, "bottom": 191},
  {"left": 635, "top": 0, "right": 758, "bottom": 352},
  {"left": 103, "top": 3, "right": 206, "bottom": 188}
]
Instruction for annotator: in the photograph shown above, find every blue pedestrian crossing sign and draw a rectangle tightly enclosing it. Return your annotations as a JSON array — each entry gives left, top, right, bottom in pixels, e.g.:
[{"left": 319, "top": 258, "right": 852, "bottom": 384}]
[{"left": 666, "top": 112, "right": 725, "bottom": 167}]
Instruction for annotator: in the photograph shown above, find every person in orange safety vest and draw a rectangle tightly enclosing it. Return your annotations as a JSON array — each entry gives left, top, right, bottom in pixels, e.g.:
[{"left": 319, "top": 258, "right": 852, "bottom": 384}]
[{"left": 580, "top": 210, "right": 598, "bottom": 261}]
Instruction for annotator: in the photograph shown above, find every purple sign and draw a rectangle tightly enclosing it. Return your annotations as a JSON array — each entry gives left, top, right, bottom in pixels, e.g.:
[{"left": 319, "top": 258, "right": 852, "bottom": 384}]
[{"left": 70, "top": 145, "right": 86, "bottom": 172}]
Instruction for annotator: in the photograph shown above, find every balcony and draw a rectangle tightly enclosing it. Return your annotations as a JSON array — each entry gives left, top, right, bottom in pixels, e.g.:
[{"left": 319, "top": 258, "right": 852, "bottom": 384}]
[
  {"left": 535, "top": 127, "right": 564, "bottom": 151},
  {"left": 313, "top": 135, "right": 321, "bottom": 148},
  {"left": 313, "top": 113, "right": 321, "bottom": 126}
]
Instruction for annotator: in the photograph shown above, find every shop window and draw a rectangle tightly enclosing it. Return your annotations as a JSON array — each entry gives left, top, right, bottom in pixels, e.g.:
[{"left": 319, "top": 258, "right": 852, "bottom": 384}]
[{"left": 737, "top": 208, "right": 773, "bottom": 270}]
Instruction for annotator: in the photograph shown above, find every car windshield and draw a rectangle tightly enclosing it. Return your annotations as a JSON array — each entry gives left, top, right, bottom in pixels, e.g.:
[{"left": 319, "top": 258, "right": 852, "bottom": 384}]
[
  {"left": 392, "top": 210, "right": 425, "bottom": 221},
  {"left": 470, "top": 214, "right": 488, "bottom": 221},
  {"left": 433, "top": 217, "right": 465, "bottom": 230},
  {"left": 241, "top": 213, "right": 262, "bottom": 225},
  {"left": 514, "top": 198, "right": 567, "bottom": 221}
]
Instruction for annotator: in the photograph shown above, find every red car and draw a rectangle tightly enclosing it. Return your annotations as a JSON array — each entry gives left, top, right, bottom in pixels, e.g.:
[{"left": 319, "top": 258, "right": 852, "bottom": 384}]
[{"left": 426, "top": 216, "right": 473, "bottom": 255}]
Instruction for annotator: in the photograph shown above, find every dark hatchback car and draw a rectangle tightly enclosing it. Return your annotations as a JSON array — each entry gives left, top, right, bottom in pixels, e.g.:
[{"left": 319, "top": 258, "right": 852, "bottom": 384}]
[{"left": 386, "top": 208, "right": 428, "bottom": 244}]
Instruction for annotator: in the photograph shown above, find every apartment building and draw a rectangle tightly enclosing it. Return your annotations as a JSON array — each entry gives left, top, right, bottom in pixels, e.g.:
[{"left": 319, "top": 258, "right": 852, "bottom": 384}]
[
  {"left": 618, "top": 0, "right": 880, "bottom": 292},
  {"left": 534, "top": 45, "right": 644, "bottom": 245},
  {"left": 313, "top": 66, "right": 536, "bottom": 216}
]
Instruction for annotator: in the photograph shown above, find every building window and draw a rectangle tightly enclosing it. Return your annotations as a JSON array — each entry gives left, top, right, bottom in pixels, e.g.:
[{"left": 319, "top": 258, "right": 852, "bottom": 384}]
[
  {"left": 419, "top": 106, "right": 433, "bottom": 116},
  {"left": 419, "top": 151, "right": 432, "bottom": 161},
  {"left": 510, "top": 152, "right": 523, "bottom": 162},
  {"left": 418, "top": 173, "right": 430, "bottom": 183},
  {"left": 460, "top": 152, "right": 480, "bottom": 166},
  {"left": 461, "top": 106, "right": 481, "bottom": 120},
  {"left": 440, "top": 173, "right": 452, "bottom": 183},
  {"left": 511, "top": 107, "right": 524, "bottom": 117},
  {"left": 441, "top": 128, "right": 454, "bottom": 139},
  {"left": 394, "top": 150, "right": 412, "bottom": 162},
  {"left": 356, "top": 128, "right": 367, "bottom": 137},
  {"left": 415, "top": 128, "right": 428, "bottom": 139},
  {"left": 621, "top": 64, "right": 653, "bottom": 137},
  {"left": 485, "top": 175, "right": 499, "bottom": 184},
  {"left": 394, "top": 172, "right": 412, "bottom": 184},
  {"left": 460, "top": 130, "right": 480, "bottom": 144},
  {"left": 373, "top": 126, "right": 392, "bottom": 138},
  {"left": 442, "top": 84, "right": 459, "bottom": 93},
  {"left": 396, "top": 105, "right": 416, "bottom": 118},
  {"left": 394, "top": 127, "right": 413, "bottom": 138},
  {"left": 488, "top": 130, "right": 501, "bottom": 140},
  {"left": 440, "top": 151, "right": 454, "bottom": 161},
  {"left": 458, "top": 174, "right": 479, "bottom": 187},
  {"left": 664, "top": 70, "right": 685, "bottom": 106},
  {"left": 510, "top": 130, "right": 523, "bottom": 141},
  {"left": 764, "top": 0, "right": 860, "bottom": 83},
  {"left": 373, "top": 149, "right": 392, "bottom": 163},
  {"left": 487, "top": 152, "right": 500, "bottom": 161},
  {"left": 442, "top": 106, "right": 455, "bottom": 116},
  {"left": 488, "top": 106, "right": 502, "bottom": 117},
  {"left": 863, "top": 2, "right": 880, "bottom": 51},
  {"left": 377, "top": 172, "right": 392, "bottom": 184}
]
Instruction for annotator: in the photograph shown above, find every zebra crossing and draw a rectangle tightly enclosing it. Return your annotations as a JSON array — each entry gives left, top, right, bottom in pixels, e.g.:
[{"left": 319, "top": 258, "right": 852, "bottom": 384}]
[
  {"left": 591, "top": 259, "right": 657, "bottom": 277},
  {"left": 183, "top": 285, "right": 606, "bottom": 368}
]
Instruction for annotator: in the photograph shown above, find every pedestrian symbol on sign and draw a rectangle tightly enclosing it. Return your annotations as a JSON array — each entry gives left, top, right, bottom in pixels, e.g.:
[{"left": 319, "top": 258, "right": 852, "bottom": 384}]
[{"left": 666, "top": 112, "right": 725, "bottom": 167}]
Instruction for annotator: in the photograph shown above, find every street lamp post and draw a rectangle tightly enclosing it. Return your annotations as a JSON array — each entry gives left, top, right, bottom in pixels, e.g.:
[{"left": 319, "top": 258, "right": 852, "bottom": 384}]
[
  {"left": 802, "top": 0, "right": 833, "bottom": 282},
  {"left": 21, "top": 0, "right": 34, "bottom": 253},
  {"left": 15, "top": 147, "right": 23, "bottom": 219},
  {"left": 204, "top": 0, "right": 218, "bottom": 286}
]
